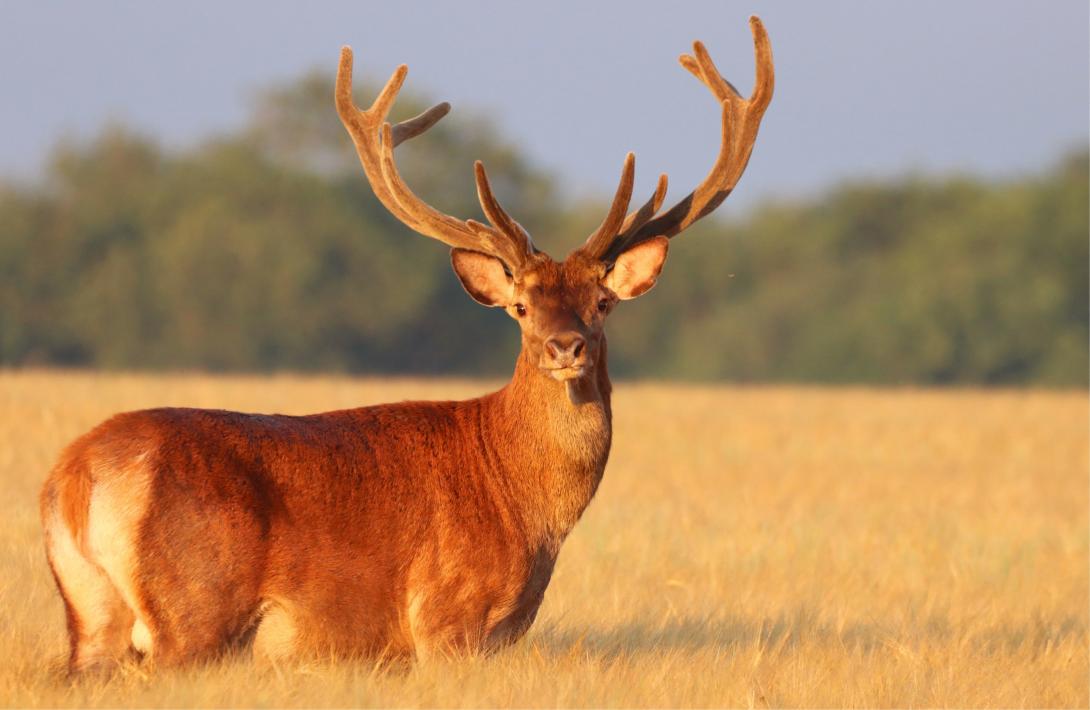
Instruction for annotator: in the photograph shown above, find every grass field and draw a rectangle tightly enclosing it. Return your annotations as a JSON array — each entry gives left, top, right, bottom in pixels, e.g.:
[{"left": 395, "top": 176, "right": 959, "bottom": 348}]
[{"left": 0, "top": 370, "right": 1086, "bottom": 707}]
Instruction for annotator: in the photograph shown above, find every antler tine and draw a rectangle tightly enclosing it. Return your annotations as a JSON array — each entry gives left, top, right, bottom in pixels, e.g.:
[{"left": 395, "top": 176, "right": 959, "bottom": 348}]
[
  {"left": 620, "top": 174, "right": 669, "bottom": 236},
  {"left": 577, "top": 152, "right": 636, "bottom": 259},
  {"left": 584, "top": 17, "right": 775, "bottom": 262},
  {"left": 474, "top": 161, "right": 536, "bottom": 259},
  {"left": 391, "top": 102, "right": 451, "bottom": 147},
  {"left": 335, "top": 46, "right": 534, "bottom": 271},
  {"left": 594, "top": 173, "right": 669, "bottom": 261}
]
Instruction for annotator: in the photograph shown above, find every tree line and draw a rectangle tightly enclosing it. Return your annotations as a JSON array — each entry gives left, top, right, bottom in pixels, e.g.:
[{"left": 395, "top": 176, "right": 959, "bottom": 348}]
[{"left": 1, "top": 70, "right": 1086, "bottom": 385}]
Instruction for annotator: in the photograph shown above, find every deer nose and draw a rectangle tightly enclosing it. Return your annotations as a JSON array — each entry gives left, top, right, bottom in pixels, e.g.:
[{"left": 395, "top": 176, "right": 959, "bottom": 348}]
[{"left": 545, "top": 333, "right": 586, "bottom": 365}]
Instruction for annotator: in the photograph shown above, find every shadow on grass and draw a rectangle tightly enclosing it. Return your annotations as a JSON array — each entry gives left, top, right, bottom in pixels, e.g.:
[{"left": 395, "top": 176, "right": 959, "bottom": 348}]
[{"left": 527, "top": 607, "right": 1088, "bottom": 661}]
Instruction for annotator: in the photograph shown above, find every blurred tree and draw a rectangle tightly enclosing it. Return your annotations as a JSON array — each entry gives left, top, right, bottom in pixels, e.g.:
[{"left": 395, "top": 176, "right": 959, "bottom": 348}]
[
  {"left": 629, "top": 151, "right": 1089, "bottom": 386},
  {"left": 0, "top": 67, "right": 1085, "bottom": 386}
]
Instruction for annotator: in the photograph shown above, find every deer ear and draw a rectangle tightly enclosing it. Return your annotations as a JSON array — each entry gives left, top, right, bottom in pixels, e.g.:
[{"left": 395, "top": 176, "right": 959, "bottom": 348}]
[
  {"left": 451, "top": 248, "right": 515, "bottom": 307},
  {"left": 603, "top": 236, "right": 669, "bottom": 300}
]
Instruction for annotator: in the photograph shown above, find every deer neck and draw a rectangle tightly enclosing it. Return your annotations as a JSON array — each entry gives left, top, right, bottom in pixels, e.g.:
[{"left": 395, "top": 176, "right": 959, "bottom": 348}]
[{"left": 486, "top": 337, "right": 613, "bottom": 541}]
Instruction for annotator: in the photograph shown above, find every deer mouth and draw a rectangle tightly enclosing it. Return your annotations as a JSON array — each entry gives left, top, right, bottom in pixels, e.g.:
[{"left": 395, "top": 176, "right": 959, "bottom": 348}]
[{"left": 546, "top": 365, "right": 588, "bottom": 382}]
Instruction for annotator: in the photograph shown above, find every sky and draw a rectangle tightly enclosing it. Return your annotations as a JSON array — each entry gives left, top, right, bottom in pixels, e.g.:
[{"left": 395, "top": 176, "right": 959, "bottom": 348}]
[{"left": 1, "top": 1, "right": 1087, "bottom": 210}]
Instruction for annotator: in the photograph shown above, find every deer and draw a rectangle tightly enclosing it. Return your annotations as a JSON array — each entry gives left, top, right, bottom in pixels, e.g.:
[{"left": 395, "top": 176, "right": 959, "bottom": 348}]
[{"left": 39, "top": 17, "right": 774, "bottom": 674}]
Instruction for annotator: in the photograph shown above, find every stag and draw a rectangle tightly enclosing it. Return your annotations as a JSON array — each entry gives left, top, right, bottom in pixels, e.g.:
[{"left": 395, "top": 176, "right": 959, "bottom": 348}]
[{"left": 40, "top": 17, "right": 773, "bottom": 672}]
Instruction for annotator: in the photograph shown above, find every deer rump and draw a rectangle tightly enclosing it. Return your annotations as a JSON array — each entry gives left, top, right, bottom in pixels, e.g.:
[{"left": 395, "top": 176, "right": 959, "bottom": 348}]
[{"left": 40, "top": 403, "right": 562, "bottom": 667}]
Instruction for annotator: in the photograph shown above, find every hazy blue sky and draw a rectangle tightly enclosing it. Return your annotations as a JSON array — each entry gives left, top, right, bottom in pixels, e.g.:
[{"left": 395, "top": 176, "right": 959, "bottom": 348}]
[{"left": 2, "top": 1, "right": 1087, "bottom": 209}]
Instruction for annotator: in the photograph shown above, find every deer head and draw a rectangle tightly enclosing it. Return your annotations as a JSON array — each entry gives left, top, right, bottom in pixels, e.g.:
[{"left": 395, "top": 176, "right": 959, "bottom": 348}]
[{"left": 335, "top": 17, "right": 774, "bottom": 383}]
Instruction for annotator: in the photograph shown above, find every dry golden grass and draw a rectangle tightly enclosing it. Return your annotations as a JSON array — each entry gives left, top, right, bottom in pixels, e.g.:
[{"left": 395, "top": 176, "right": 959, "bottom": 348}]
[{"left": 0, "top": 370, "right": 1086, "bottom": 708}]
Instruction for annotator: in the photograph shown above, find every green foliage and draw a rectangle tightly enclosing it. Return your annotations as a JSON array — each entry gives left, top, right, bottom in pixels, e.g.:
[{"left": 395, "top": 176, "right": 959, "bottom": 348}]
[
  {"left": 0, "top": 71, "right": 1085, "bottom": 385},
  {"left": 618, "top": 154, "right": 1089, "bottom": 386}
]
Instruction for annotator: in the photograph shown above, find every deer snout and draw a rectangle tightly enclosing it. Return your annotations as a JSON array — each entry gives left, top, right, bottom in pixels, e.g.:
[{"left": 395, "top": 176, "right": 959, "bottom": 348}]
[{"left": 544, "top": 332, "right": 587, "bottom": 370}]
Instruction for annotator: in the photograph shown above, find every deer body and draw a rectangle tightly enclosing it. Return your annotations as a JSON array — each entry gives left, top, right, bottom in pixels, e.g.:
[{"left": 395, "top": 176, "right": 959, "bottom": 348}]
[
  {"left": 42, "top": 342, "right": 612, "bottom": 666},
  {"left": 42, "top": 18, "right": 773, "bottom": 673}
]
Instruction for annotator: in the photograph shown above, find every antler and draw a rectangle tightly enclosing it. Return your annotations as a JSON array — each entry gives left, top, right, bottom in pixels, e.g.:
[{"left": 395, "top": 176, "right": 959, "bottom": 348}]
[
  {"left": 578, "top": 16, "right": 774, "bottom": 263},
  {"left": 335, "top": 48, "right": 535, "bottom": 271}
]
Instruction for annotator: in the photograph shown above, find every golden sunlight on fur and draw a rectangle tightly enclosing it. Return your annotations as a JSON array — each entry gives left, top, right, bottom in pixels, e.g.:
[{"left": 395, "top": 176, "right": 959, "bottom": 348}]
[{"left": 1, "top": 370, "right": 1086, "bottom": 707}]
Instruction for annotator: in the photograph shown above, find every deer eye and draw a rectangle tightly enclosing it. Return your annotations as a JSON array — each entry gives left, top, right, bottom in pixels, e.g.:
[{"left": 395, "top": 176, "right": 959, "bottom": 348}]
[
  {"left": 515, "top": 303, "right": 527, "bottom": 317},
  {"left": 597, "top": 298, "right": 609, "bottom": 312}
]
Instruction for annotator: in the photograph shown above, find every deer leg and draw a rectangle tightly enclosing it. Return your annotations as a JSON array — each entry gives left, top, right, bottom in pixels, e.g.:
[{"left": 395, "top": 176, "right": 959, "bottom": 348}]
[{"left": 43, "top": 510, "right": 135, "bottom": 675}]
